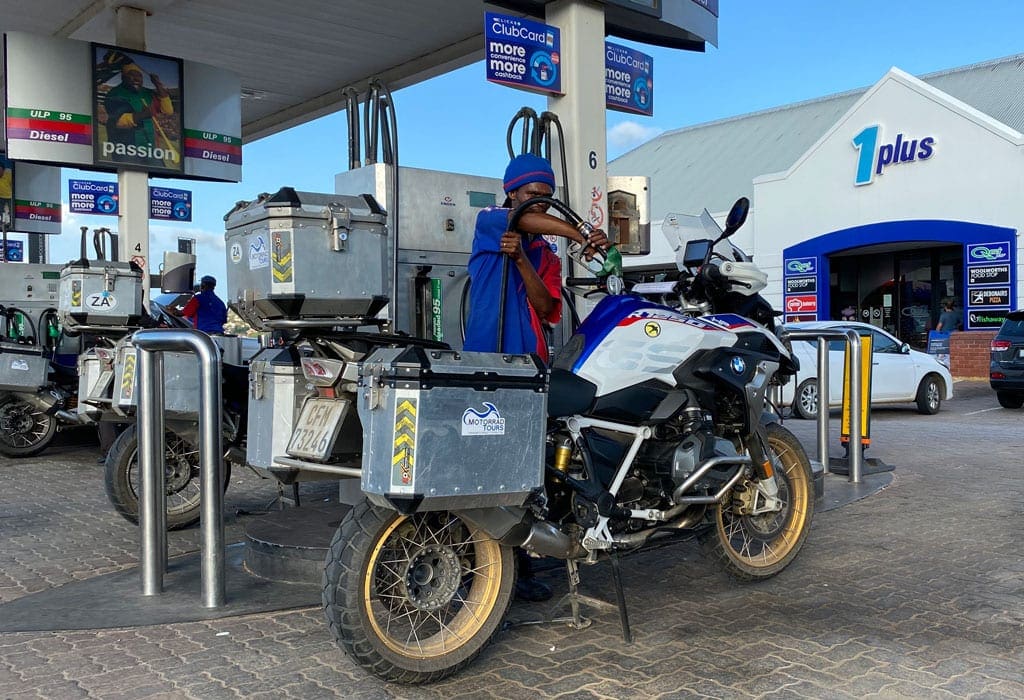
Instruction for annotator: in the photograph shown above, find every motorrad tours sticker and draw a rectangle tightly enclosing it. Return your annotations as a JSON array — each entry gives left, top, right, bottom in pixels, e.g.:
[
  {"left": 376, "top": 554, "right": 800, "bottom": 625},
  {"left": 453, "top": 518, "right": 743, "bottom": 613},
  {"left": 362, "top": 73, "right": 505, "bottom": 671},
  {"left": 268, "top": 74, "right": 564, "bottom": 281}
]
[
  {"left": 391, "top": 397, "right": 418, "bottom": 490},
  {"left": 9, "top": 359, "right": 30, "bottom": 371},
  {"left": 461, "top": 402, "right": 505, "bottom": 436},
  {"left": 248, "top": 234, "right": 269, "bottom": 270},
  {"left": 86, "top": 290, "right": 118, "bottom": 311}
]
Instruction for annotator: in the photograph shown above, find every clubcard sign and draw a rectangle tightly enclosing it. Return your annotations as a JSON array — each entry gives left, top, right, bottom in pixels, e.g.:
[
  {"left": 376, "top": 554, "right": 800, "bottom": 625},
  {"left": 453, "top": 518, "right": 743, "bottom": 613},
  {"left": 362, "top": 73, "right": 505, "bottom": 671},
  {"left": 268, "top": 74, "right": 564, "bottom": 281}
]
[
  {"left": 485, "top": 13, "right": 562, "bottom": 95},
  {"left": 67, "top": 179, "right": 192, "bottom": 221},
  {"left": 149, "top": 186, "right": 192, "bottom": 221},
  {"left": 69, "top": 179, "right": 119, "bottom": 215},
  {"left": 605, "top": 42, "right": 653, "bottom": 116}
]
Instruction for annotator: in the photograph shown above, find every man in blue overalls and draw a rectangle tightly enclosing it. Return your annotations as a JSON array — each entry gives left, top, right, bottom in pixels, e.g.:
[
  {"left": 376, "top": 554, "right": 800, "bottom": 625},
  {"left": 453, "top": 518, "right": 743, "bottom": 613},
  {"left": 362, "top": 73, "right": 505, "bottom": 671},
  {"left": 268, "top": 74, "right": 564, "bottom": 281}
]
[
  {"left": 464, "top": 154, "right": 609, "bottom": 601},
  {"left": 173, "top": 275, "right": 227, "bottom": 333}
]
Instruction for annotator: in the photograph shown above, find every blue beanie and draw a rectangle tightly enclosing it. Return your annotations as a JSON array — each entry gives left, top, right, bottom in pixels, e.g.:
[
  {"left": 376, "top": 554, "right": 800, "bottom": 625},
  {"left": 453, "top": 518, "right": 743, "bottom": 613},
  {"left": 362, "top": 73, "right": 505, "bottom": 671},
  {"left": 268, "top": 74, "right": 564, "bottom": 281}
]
[{"left": 503, "top": 154, "right": 555, "bottom": 194}]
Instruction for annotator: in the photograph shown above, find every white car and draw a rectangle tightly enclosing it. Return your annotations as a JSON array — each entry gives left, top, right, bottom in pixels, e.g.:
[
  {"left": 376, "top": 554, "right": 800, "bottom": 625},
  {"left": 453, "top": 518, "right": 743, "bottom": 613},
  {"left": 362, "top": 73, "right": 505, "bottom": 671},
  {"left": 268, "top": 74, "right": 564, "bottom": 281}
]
[{"left": 780, "top": 321, "right": 954, "bottom": 419}]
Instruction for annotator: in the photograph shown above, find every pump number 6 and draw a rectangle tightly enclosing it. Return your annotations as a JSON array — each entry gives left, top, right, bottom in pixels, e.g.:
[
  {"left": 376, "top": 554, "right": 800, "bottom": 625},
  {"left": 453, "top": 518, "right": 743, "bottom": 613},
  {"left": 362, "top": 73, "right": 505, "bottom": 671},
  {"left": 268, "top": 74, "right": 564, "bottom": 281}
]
[{"left": 588, "top": 151, "right": 597, "bottom": 169}]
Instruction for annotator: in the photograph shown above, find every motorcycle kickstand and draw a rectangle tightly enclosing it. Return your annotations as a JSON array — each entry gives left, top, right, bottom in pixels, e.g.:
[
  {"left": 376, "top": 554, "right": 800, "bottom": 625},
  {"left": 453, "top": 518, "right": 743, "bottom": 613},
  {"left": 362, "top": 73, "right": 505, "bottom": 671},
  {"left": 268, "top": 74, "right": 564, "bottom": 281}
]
[
  {"left": 548, "top": 557, "right": 631, "bottom": 642},
  {"left": 610, "top": 554, "right": 633, "bottom": 644}
]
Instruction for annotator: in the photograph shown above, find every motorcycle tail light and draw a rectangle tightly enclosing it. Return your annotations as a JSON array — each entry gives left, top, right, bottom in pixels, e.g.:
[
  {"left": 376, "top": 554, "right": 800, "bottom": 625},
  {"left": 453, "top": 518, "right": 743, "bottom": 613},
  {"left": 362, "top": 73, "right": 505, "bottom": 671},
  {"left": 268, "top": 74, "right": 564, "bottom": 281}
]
[
  {"left": 316, "top": 386, "right": 337, "bottom": 398},
  {"left": 991, "top": 340, "right": 1011, "bottom": 351},
  {"left": 301, "top": 357, "right": 345, "bottom": 387}
]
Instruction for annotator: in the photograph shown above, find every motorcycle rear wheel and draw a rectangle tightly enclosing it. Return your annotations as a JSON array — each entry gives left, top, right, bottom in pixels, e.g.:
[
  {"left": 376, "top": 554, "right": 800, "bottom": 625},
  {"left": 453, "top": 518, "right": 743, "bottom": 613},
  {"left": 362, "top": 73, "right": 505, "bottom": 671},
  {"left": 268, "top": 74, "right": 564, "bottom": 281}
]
[
  {"left": 703, "top": 423, "right": 814, "bottom": 580},
  {"left": 0, "top": 395, "right": 58, "bottom": 458},
  {"left": 322, "top": 500, "right": 515, "bottom": 684},
  {"left": 103, "top": 424, "right": 230, "bottom": 530}
]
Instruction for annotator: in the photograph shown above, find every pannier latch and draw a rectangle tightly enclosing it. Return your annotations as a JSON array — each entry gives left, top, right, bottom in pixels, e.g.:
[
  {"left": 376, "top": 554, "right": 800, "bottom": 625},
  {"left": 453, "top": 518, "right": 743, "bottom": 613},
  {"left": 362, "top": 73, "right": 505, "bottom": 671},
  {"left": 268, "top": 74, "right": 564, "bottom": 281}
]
[{"left": 324, "top": 205, "right": 352, "bottom": 252}]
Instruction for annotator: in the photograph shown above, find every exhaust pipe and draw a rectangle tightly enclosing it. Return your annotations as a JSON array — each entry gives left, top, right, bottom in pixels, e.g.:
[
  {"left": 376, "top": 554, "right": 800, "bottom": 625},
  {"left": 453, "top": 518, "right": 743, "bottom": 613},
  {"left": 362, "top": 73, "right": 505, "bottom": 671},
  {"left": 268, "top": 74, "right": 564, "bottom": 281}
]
[
  {"left": 9, "top": 391, "right": 58, "bottom": 412},
  {"left": 55, "top": 410, "right": 86, "bottom": 424},
  {"left": 516, "top": 520, "right": 577, "bottom": 559},
  {"left": 456, "top": 507, "right": 578, "bottom": 559}
]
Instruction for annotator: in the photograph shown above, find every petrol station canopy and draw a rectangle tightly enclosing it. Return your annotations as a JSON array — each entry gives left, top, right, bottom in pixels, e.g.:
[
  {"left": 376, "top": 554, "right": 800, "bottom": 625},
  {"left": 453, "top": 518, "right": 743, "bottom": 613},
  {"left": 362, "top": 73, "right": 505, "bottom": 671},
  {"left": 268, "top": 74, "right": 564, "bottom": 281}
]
[{"left": 1, "top": 0, "right": 716, "bottom": 144}]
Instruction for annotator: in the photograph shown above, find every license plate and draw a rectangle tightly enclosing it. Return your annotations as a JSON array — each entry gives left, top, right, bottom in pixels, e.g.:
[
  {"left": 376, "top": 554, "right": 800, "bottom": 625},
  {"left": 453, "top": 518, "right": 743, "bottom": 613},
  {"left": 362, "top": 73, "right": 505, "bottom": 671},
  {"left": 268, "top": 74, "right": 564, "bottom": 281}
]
[{"left": 286, "top": 397, "right": 350, "bottom": 461}]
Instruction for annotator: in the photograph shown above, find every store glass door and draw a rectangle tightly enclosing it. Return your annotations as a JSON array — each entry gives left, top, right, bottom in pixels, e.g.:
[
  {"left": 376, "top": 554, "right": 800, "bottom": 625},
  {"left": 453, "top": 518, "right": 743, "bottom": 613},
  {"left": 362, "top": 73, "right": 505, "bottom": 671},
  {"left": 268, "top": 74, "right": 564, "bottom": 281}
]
[{"left": 828, "top": 244, "right": 962, "bottom": 349}]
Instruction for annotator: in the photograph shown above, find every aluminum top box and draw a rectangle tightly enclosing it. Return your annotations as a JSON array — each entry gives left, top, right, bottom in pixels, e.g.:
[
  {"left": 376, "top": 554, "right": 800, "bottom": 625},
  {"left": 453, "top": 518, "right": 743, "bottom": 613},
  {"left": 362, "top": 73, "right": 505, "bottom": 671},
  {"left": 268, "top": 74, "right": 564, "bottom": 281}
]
[{"left": 224, "top": 187, "right": 390, "bottom": 328}]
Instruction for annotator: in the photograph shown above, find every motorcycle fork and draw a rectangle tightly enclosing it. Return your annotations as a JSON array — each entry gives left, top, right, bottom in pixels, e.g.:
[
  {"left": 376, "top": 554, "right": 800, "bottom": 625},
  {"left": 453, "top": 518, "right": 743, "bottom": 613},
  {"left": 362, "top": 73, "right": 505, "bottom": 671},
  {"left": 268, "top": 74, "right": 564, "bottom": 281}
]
[{"left": 746, "top": 426, "right": 774, "bottom": 480}]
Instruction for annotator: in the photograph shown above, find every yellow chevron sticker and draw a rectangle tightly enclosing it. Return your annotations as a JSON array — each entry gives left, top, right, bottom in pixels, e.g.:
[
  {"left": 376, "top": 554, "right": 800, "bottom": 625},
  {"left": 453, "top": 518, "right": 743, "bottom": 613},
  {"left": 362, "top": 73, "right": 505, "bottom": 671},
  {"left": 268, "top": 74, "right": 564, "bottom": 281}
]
[
  {"left": 271, "top": 231, "right": 294, "bottom": 283},
  {"left": 391, "top": 395, "right": 418, "bottom": 489},
  {"left": 120, "top": 352, "right": 136, "bottom": 401}
]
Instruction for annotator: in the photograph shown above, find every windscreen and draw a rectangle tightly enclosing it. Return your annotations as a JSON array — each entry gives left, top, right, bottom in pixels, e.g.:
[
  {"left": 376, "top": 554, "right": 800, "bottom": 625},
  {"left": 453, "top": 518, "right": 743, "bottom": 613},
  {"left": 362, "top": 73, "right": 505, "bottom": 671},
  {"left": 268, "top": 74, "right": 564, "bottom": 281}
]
[{"left": 661, "top": 209, "right": 750, "bottom": 270}]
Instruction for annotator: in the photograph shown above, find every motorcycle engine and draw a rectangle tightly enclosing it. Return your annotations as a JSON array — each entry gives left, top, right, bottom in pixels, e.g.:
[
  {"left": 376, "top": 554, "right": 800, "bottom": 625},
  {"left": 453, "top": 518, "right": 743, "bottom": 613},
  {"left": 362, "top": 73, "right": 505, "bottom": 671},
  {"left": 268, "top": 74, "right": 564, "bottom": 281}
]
[{"left": 671, "top": 430, "right": 741, "bottom": 487}]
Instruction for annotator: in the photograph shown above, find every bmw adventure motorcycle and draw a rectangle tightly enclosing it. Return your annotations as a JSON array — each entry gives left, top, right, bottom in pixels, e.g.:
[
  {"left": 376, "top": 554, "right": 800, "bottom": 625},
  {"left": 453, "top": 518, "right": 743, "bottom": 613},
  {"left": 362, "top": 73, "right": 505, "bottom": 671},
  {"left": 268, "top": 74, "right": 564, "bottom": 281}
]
[{"left": 319, "top": 197, "right": 819, "bottom": 683}]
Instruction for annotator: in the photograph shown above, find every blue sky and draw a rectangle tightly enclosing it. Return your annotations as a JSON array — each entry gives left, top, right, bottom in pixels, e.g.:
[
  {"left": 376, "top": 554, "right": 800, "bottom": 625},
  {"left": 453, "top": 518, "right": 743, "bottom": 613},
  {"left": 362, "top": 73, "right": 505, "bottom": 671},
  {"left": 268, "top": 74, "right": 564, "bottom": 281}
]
[{"left": 35, "top": 0, "right": 1024, "bottom": 287}]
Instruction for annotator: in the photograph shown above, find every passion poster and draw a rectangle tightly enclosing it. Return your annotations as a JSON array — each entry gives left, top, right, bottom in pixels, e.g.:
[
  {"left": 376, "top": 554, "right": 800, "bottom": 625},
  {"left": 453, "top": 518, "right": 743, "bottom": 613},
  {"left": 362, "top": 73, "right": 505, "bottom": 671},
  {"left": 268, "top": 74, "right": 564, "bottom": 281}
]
[{"left": 92, "top": 44, "right": 184, "bottom": 175}]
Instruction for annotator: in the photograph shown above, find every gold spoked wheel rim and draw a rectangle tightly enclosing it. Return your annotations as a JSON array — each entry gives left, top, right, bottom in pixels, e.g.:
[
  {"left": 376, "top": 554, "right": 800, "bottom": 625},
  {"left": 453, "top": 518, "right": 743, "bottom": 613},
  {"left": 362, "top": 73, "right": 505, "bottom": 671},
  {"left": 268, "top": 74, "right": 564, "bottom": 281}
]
[
  {"left": 363, "top": 512, "right": 504, "bottom": 659},
  {"left": 717, "top": 433, "right": 811, "bottom": 568}
]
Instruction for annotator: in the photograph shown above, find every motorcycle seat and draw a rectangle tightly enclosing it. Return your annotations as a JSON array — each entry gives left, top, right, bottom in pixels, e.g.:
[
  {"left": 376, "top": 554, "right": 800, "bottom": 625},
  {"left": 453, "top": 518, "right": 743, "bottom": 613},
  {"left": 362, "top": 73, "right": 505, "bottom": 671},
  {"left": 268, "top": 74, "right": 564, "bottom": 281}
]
[{"left": 547, "top": 368, "right": 596, "bottom": 418}]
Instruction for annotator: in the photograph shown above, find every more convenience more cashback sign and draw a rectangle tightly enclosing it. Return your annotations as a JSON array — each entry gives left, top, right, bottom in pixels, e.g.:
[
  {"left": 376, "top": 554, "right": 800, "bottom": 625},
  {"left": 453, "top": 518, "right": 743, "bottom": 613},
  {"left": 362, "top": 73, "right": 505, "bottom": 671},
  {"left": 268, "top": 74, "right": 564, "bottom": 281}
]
[
  {"left": 485, "top": 12, "right": 561, "bottom": 95},
  {"left": 605, "top": 42, "right": 653, "bottom": 116},
  {"left": 68, "top": 179, "right": 191, "bottom": 221}
]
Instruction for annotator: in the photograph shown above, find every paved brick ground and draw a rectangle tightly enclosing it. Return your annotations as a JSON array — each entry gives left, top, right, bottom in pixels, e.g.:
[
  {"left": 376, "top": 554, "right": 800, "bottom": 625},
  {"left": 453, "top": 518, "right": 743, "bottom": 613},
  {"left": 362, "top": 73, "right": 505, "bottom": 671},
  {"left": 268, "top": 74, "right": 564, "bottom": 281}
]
[{"left": 1, "top": 381, "right": 1022, "bottom": 699}]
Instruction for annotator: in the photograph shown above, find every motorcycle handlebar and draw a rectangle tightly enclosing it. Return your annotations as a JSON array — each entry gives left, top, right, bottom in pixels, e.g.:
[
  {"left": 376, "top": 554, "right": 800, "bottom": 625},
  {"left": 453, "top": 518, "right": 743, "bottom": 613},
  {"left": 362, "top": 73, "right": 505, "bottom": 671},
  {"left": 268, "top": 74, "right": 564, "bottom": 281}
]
[{"left": 702, "top": 260, "right": 724, "bottom": 283}]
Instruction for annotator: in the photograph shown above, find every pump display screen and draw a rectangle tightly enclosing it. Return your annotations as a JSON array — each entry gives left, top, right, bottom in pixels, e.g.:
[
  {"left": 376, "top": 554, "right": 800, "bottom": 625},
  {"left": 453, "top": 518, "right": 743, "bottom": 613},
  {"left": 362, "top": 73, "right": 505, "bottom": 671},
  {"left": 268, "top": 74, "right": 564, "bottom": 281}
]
[{"left": 683, "top": 239, "right": 711, "bottom": 267}]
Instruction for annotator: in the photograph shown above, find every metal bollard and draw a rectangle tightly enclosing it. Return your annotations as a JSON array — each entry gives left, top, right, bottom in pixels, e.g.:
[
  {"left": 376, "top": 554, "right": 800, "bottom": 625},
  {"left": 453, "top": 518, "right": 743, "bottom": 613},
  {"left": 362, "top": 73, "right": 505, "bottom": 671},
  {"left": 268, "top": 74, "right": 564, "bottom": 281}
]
[
  {"left": 139, "top": 350, "right": 166, "bottom": 595},
  {"left": 781, "top": 329, "right": 864, "bottom": 484},
  {"left": 817, "top": 336, "right": 830, "bottom": 475},
  {"left": 843, "top": 329, "right": 863, "bottom": 484},
  {"left": 133, "top": 328, "right": 225, "bottom": 608}
]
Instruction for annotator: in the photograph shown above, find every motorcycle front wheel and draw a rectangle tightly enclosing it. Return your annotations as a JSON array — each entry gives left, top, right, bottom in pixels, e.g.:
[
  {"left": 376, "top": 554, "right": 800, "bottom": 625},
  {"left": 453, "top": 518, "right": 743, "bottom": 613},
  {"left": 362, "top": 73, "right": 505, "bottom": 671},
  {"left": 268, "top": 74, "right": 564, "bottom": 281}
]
[
  {"left": 103, "top": 424, "right": 230, "bottom": 530},
  {"left": 0, "top": 395, "right": 58, "bottom": 458},
  {"left": 322, "top": 500, "right": 515, "bottom": 684},
  {"left": 703, "top": 422, "right": 815, "bottom": 580}
]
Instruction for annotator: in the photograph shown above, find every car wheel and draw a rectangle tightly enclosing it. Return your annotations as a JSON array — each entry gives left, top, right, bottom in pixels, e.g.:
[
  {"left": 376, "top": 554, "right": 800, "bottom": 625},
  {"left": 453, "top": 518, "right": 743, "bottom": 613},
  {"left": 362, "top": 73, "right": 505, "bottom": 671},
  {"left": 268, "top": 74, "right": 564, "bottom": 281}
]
[
  {"left": 794, "top": 379, "right": 819, "bottom": 420},
  {"left": 915, "top": 375, "right": 942, "bottom": 415},
  {"left": 996, "top": 391, "right": 1024, "bottom": 409}
]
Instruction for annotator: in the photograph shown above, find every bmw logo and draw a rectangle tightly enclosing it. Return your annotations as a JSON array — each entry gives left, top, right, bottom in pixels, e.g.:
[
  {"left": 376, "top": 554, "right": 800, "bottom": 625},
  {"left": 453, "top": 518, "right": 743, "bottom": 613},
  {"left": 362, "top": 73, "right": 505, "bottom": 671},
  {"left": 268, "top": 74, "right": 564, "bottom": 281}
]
[{"left": 730, "top": 356, "right": 746, "bottom": 375}]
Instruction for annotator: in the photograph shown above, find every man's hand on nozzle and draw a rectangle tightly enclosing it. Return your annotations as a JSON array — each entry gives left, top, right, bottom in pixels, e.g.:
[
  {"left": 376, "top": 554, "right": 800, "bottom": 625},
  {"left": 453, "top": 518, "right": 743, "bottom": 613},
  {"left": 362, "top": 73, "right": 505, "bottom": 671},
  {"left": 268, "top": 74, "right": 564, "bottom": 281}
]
[{"left": 580, "top": 228, "right": 610, "bottom": 260}]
